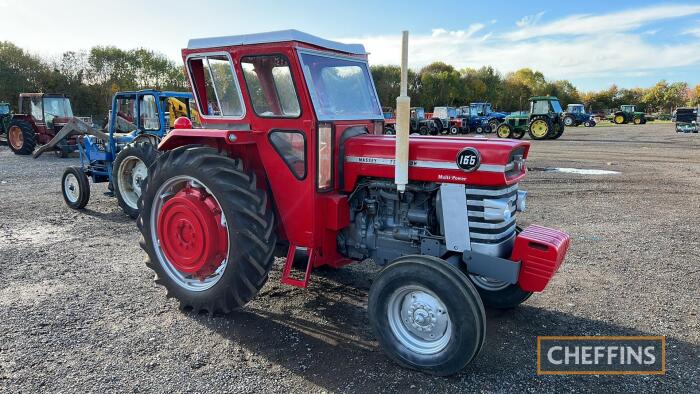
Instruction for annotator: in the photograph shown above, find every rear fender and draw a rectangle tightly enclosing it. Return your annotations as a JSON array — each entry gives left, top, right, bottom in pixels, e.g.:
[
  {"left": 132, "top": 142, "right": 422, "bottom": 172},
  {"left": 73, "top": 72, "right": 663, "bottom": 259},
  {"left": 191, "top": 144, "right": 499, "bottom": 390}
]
[{"left": 158, "top": 128, "right": 254, "bottom": 151}]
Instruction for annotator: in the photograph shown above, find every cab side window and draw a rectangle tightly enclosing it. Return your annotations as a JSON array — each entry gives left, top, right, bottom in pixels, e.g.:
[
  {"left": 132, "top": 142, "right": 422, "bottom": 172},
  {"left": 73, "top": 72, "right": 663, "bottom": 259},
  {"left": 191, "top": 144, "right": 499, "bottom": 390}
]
[
  {"left": 188, "top": 54, "right": 244, "bottom": 118},
  {"left": 241, "top": 55, "right": 301, "bottom": 118},
  {"left": 139, "top": 95, "right": 160, "bottom": 131}
]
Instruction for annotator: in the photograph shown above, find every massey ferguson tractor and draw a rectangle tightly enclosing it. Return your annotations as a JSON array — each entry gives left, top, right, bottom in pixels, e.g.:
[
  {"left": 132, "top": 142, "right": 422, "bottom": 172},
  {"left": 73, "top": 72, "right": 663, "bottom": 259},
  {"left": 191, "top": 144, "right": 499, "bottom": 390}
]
[
  {"left": 138, "top": 30, "right": 570, "bottom": 376},
  {"left": 4, "top": 93, "right": 90, "bottom": 157}
]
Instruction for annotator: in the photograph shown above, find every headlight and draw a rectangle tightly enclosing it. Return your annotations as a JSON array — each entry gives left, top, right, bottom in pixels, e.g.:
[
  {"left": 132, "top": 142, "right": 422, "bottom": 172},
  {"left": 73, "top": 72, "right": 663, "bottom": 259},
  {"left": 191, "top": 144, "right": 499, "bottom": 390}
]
[{"left": 483, "top": 198, "right": 511, "bottom": 221}]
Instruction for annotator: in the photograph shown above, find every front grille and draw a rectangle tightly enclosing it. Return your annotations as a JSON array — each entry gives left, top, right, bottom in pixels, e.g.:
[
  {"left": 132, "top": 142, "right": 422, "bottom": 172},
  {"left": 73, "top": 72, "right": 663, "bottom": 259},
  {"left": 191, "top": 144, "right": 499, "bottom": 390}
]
[{"left": 466, "top": 184, "right": 519, "bottom": 257}]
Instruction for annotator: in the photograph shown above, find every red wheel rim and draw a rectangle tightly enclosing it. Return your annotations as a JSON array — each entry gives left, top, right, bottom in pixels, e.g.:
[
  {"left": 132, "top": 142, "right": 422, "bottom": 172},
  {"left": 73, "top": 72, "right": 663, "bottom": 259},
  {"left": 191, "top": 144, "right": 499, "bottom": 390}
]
[
  {"left": 8, "top": 126, "right": 23, "bottom": 150},
  {"left": 156, "top": 185, "right": 228, "bottom": 279}
]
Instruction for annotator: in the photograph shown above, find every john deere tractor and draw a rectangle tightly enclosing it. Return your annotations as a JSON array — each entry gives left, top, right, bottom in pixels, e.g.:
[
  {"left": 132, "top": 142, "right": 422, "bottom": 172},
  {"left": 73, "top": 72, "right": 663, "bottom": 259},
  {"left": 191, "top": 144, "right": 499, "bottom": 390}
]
[
  {"left": 613, "top": 105, "right": 647, "bottom": 125},
  {"left": 495, "top": 96, "right": 565, "bottom": 140}
]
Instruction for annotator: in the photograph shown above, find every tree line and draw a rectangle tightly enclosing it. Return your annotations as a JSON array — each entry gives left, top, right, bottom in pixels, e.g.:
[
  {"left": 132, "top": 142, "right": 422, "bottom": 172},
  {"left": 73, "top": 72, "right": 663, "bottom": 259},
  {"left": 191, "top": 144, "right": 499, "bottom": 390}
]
[
  {"left": 0, "top": 42, "right": 186, "bottom": 120},
  {"left": 371, "top": 63, "right": 699, "bottom": 114},
  {"left": 1, "top": 41, "right": 698, "bottom": 119}
]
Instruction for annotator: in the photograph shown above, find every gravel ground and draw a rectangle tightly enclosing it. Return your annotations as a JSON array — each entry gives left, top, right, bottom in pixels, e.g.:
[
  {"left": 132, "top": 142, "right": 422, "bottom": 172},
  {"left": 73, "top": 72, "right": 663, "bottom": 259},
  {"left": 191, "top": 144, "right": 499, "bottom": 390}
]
[{"left": 1, "top": 123, "right": 698, "bottom": 393}]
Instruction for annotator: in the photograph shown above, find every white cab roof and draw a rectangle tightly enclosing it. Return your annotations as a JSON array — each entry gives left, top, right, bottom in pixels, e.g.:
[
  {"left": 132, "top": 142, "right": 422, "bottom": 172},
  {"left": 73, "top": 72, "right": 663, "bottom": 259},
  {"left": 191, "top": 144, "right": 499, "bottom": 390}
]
[{"left": 187, "top": 29, "right": 366, "bottom": 55}]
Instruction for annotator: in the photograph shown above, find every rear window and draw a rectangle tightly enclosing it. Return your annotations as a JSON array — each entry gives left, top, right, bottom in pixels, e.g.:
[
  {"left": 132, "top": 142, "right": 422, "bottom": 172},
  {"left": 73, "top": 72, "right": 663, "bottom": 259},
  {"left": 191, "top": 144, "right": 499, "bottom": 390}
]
[{"left": 188, "top": 54, "right": 245, "bottom": 118}]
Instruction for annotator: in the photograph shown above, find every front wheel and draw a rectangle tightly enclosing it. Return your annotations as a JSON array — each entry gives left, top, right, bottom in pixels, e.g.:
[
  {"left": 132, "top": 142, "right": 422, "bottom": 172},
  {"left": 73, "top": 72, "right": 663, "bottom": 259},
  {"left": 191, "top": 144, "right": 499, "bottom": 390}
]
[
  {"left": 138, "top": 146, "right": 277, "bottom": 314},
  {"left": 369, "top": 255, "right": 486, "bottom": 376},
  {"left": 62, "top": 166, "right": 90, "bottom": 209},
  {"left": 113, "top": 142, "right": 159, "bottom": 218},
  {"left": 449, "top": 126, "right": 459, "bottom": 135},
  {"left": 418, "top": 126, "right": 429, "bottom": 135},
  {"left": 468, "top": 275, "right": 532, "bottom": 309},
  {"left": 488, "top": 119, "right": 499, "bottom": 131}
]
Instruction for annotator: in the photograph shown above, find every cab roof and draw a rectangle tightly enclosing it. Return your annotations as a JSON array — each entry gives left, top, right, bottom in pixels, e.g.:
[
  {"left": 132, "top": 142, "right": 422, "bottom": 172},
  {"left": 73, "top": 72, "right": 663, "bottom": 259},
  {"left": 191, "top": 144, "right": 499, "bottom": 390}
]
[
  {"left": 530, "top": 96, "right": 559, "bottom": 101},
  {"left": 187, "top": 29, "right": 366, "bottom": 55}
]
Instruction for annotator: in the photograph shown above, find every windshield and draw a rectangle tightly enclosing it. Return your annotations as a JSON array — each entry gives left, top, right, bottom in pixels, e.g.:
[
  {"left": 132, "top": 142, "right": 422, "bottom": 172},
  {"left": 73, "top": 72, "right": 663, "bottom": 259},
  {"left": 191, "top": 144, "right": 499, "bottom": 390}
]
[
  {"left": 43, "top": 97, "right": 73, "bottom": 119},
  {"left": 447, "top": 107, "right": 457, "bottom": 118},
  {"left": 484, "top": 104, "right": 492, "bottom": 114},
  {"left": 470, "top": 103, "right": 486, "bottom": 116},
  {"left": 551, "top": 100, "right": 563, "bottom": 113},
  {"left": 0, "top": 104, "right": 9, "bottom": 115},
  {"left": 299, "top": 52, "right": 382, "bottom": 121}
]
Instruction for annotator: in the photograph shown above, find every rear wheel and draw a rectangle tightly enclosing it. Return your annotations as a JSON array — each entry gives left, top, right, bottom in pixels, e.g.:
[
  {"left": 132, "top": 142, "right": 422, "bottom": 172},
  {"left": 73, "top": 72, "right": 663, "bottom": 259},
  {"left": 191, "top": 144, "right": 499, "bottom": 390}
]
[
  {"left": 7, "top": 119, "right": 36, "bottom": 155},
  {"left": 418, "top": 126, "right": 429, "bottom": 135},
  {"left": 138, "top": 146, "right": 277, "bottom": 314},
  {"left": 549, "top": 121, "right": 565, "bottom": 139},
  {"left": 496, "top": 123, "right": 512, "bottom": 138},
  {"left": 61, "top": 166, "right": 90, "bottom": 209},
  {"left": 369, "top": 255, "right": 486, "bottom": 376},
  {"left": 488, "top": 119, "right": 499, "bottom": 131},
  {"left": 384, "top": 126, "right": 395, "bottom": 135},
  {"left": 528, "top": 118, "right": 550, "bottom": 140},
  {"left": 113, "top": 142, "right": 159, "bottom": 219},
  {"left": 449, "top": 126, "right": 459, "bottom": 135}
]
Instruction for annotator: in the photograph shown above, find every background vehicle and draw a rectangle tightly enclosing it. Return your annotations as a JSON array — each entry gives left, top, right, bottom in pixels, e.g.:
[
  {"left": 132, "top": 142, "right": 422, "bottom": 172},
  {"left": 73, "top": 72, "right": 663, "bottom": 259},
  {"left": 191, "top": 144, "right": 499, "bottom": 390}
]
[
  {"left": 138, "top": 30, "right": 570, "bottom": 376},
  {"left": 49, "top": 90, "right": 195, "bottom": 218},
  {"left": 431, "top": 106, "right": 462, "bottom": 134},
  {"left": 4, "top": 93, "right": 91, "bottom": 157},
  {"left": 382, "top": 107, "right": 396, "bottom": 134},
  {"left": 410, "top": 106, "right": 439, "bottom": 134},
  {"left": 457, "top": 102, "right": 505, "bottom": 134},
  {"left": 673, "top": 106, "right": 699, "bottom": 133},
  {"left": 563, "top": 104, "right": 596, "bottom": 127},
  {"left": 0, "top": 103, "right": 10, "bottom": 141},
  {"left": 495, "top": 96, "right": 566, "bottom": 140},
  {"left": 613, "top": 105, "right": 647, "bottom": 125}
]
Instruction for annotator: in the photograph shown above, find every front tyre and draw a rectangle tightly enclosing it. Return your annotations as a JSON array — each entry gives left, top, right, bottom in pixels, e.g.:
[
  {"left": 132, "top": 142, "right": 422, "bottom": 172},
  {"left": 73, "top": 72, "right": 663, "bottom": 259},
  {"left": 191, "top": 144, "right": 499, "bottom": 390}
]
[
  {"left": 369, "top": 255, "right": 486, "bottom": 376},
  {"left": 449, "top": 126, "right": 459, "bottom": 135},
  {"left": 468, "top": 275, "right": 533, "bottom": 309},
  {"left": 138, "top": 146, "right": 277, "bottom": 315},
  {"left": 113, "top": 142, "right": 159, "bottom": 218},
  {"left": 61, "top": 166, "right": 90, "bottom": 209}
]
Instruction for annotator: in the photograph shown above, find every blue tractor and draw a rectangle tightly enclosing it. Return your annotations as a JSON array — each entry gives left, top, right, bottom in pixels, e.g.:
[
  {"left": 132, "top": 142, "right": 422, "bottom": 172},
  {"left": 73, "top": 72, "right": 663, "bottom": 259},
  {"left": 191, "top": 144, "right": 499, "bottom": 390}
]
[
  {"left": 563, "top": 104, "right": 596, "bottom": 127},
  {"left": 36, "top": 90, "right": 196, "bottom": 218},
  {"left": 457, "top": 102, "right": 507, "bottom": 134}
]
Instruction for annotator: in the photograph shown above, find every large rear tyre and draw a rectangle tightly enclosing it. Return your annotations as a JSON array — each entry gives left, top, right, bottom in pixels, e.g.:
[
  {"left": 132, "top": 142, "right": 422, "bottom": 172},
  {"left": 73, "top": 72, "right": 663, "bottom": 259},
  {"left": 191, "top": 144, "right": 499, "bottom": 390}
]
[
  {"left": 113, "top": 142, "right": 159, "bottom": 219},
  {"left": 613, "top": 113, "right": 626, "bottom": 124},
  {"left": 468, "top": 275, "right": 533, "bottom": 309},
  {"left": 487, "top": 119, "right": 499, "bottom": 132},
  {"left": 138, "top": 146, "right": 277, "bottom": 314},
  {"left": 7, "top": 119, "right": 36, "bottom": 155},
  {"left": 61, "top": 166, "right": 90, "bottom": 209},
  {"left": 549, "top": 122, "right": 565, "bottom": 139},
  {"left": 528, "top": 118, "right": 551, "bottom": 140},
  {"left": 368, "top": 255, "right": 486, "bottom": 376}
]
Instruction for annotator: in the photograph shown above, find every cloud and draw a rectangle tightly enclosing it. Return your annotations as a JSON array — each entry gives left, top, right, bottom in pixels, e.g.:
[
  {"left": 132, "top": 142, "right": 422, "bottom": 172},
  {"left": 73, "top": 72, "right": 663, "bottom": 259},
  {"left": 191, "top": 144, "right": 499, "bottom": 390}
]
[
  {"left": 505, "top": 4, "right": 700, "bottom": 40},
  {"left": 339, "top": 4, "right": 700, "bottom": 83},
  {"left": 516, "top": 11, "right": 545, "bottom": 28},
  {"left": 685, "top": 25, "right": 700, "bottom": 37}
]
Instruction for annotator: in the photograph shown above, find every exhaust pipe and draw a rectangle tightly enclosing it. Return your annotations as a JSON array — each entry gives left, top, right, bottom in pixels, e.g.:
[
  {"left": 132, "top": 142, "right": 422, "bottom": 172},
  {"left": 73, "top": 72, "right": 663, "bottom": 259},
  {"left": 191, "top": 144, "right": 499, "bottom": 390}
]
[{"left": 394, "top": 31, "right": 410, "bottom": 193}]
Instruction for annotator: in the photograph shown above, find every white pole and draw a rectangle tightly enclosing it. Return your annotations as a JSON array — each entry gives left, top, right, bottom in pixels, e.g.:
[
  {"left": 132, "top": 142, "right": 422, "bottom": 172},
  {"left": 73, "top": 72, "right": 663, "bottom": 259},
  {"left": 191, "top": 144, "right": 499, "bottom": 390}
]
[{"left": 394, "top": 31, "right": 410, "bottom": 192}]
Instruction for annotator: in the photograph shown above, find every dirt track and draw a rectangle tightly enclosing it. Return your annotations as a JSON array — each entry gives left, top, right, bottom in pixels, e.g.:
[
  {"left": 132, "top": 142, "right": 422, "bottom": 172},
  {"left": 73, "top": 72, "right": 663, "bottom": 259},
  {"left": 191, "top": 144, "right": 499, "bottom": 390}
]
[{"left": 1, "top": 123, "right": 698, "bottom": 392}]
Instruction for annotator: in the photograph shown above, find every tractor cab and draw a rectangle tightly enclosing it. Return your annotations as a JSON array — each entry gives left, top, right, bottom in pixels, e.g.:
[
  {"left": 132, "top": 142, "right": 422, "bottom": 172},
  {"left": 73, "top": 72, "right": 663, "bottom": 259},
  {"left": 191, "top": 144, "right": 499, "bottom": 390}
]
[
  {"left": 567, "top": 104, "right": 584, "bottom": 114},
  {"left": 621, "top": 104, "right": 636, "bottom": 113},
  {"left": 530, "top": 96, "right": 563, "bottom": 116},
  {"left": 470, "top": 102, "right": 492, "bottom": 117},
  {"left": 19, "top": 93, "right": 74, "bottom": 130}
]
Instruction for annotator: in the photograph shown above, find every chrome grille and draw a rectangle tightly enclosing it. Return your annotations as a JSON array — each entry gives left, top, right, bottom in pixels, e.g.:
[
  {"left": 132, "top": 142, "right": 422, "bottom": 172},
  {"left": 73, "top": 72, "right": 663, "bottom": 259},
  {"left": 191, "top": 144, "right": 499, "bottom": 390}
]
[{"left": 466, "top": 184, "right": 519, "bottom": 257}]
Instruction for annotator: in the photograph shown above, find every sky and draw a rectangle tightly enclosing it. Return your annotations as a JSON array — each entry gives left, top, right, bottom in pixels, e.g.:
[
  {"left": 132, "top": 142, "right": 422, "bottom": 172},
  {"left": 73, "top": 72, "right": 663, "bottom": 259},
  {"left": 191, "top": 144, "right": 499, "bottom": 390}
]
[{"left": 1, "top": 0, "right": 699, "bottom": 91}]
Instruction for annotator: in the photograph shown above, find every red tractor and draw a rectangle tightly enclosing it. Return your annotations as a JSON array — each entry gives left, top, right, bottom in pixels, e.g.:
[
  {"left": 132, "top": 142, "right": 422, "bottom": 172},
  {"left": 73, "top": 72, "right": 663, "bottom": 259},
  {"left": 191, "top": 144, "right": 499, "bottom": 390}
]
[
  {"left": 139, "top": 30, "right": 571, "bottom": 376},
  {"left": 4, "top": 93, "right": 87, "bottom": 157}
]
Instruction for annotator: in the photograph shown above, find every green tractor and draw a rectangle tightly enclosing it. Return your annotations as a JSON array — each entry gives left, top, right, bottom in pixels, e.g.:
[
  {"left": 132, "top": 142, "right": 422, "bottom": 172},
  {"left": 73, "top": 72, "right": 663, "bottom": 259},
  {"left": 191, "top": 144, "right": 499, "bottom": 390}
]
[
  {"left": 496, "top": 96, "right": 565, "bottom": 140},
  {"left": 613, "top": 105, "right": 647, "bottom": 125}
]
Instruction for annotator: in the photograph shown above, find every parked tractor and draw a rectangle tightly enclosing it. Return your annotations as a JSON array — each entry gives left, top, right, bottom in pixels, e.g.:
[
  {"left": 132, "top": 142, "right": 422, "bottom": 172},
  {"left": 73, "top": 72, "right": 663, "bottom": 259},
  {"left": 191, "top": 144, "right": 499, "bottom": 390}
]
[
  {"left": 410, "top": 106, "right": 439, "bottom": 135},
  {"left": 431, "top": 106, "right": 462, "bottom": 134},
  {"left": 496, "top": 96, "right": 565, "bottom": 140},
  {"left": 138, "top": 30, "right": 570, "bottom": 376},
  {"left": 456, "top": 102, "right": 506, "bottom": 134},
  {"left": 563, "top": 104, "right": 596, "bottom": 127},
  {"left": 3, "top": 93, "right": 92, "bottom": 157},
  {"left": 382, "top": 107, "right": 396, "bottom": 134},
  {"left": 673, "top": 106, "right": 699, "bottom": 133},
  {"left": 613, "top": 105, "right": 647, "bottom": 125},
  {"left": 37, "top": 90, "right": 194, "bottom": 218}
]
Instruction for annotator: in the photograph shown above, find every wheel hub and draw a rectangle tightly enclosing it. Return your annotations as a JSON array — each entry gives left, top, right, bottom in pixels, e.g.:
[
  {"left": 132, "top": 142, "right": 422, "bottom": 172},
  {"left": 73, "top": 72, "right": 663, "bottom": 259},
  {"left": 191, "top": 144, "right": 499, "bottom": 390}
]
[
  {"left": 8, "top": 126, "right": 23, "bottom": 150},
  {"left": 387, "top": 288, "right": 451, "bottom": 353},
  {"left": 156, "top": 186, "right": 228, "bottom": 279}
]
